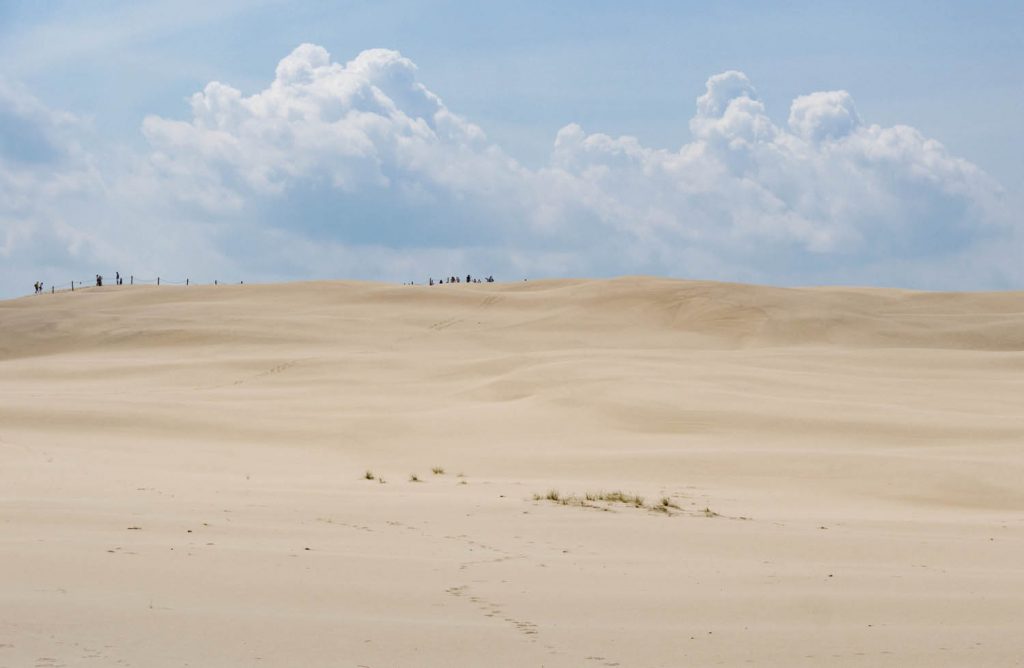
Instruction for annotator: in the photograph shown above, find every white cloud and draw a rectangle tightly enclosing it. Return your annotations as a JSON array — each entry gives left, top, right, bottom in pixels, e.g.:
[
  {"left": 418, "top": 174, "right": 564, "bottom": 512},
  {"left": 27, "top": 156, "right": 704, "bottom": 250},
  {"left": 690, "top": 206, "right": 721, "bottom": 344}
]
[
  {"left": 788, "top": 90, "right": 861, "bottom": 143},
  {"left": 549, "top": 67, "right": 1009, "bottom": 276},
  {"left": 1, "top": 44, "right": 1019, "bottom": 296}
]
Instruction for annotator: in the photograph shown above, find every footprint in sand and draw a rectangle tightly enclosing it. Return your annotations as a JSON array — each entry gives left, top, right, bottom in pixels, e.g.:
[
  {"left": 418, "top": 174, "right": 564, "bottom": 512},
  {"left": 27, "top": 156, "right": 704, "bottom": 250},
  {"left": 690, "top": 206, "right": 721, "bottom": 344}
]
[
  {"left": 448, "top": 586, "right": 540, "bottom": 641},
  {"left": 429, "top": 317, "right": 462, "bottom": 330}
]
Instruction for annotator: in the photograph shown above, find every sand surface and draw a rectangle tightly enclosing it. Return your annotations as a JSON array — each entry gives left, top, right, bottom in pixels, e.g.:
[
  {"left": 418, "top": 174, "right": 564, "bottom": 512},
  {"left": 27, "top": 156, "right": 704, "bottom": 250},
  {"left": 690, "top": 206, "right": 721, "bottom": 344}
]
[{"left": 1, "top": 277, "right": 1023, "bottom": 667}]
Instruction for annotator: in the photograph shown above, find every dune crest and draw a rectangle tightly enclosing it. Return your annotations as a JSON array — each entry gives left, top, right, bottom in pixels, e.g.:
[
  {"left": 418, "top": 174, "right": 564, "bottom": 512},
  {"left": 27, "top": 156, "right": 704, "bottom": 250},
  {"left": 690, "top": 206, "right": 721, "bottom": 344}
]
[{"left": 2, "top": 277, "right": 1023, "bottom": 359}]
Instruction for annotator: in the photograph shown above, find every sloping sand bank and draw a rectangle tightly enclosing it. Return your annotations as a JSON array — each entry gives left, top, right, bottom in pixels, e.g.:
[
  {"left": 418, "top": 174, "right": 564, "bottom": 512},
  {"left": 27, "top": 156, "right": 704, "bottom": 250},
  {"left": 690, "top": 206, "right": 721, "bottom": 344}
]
[{"left": 2, "top": 277, "right": 1023, "bottom": 666}]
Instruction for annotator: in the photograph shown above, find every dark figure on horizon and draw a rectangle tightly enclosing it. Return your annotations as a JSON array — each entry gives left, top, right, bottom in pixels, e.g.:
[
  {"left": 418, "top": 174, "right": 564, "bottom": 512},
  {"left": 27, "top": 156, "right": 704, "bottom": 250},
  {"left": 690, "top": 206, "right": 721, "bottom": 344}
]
[{"left": 96, "top": 274, "right": 103, "bottom": 287}]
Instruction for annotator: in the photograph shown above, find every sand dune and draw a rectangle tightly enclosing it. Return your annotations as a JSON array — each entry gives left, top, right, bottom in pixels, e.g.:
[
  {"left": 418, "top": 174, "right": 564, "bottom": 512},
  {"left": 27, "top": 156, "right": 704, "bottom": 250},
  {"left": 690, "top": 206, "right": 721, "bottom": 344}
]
[{"left": 1, "top": 277, "right": 1023, "bottom": 666}]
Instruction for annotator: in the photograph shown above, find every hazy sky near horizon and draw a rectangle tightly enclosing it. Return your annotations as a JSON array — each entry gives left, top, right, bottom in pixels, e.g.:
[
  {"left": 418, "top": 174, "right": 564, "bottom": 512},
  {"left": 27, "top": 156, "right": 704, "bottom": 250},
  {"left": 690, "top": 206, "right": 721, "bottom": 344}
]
[{"left": 1, "top": 0, "right": 1022, "bottom": 296}]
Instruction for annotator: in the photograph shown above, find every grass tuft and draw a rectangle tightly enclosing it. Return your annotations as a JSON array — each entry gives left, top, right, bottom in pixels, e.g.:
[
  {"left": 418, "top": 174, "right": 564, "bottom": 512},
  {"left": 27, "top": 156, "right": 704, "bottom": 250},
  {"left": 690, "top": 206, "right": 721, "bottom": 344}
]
[
  {"left": 409, "top": 473, "right": 421, "bottom": 483},
  {"left": 364, "top": 470, "right": 375, "bottom": 481},
  {"left": 587, "top": 491, "right": 645, "bottom": 507},
  {"left": 534, "top": 488, "right": 717, "bottom": 518},
  {"left": 533, "top": 489, "right": 652, "bottom": 510},
  {"left": 431, "top": 467, "right": 445, "bottom": 475}
]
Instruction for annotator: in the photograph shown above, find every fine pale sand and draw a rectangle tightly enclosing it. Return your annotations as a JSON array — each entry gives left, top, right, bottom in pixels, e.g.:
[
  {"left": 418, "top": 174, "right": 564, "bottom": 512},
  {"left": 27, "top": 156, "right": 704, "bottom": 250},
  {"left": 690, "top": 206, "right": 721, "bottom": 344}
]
[{"left": 2, "top": 277, "right": 1023, "bottom": 667}]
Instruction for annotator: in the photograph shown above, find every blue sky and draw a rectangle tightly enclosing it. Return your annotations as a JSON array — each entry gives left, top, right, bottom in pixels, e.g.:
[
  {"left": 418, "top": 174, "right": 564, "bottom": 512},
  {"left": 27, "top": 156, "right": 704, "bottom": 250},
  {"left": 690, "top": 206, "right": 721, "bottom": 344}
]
[{"left": 1, "top": 1, "right": 1022, "bottom": 296}]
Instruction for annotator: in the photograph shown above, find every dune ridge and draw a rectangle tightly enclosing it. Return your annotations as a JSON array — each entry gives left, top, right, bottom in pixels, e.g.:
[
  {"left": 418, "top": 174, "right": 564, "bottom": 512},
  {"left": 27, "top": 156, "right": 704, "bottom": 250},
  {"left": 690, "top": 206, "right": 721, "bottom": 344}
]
[
  {"left": 3, "top": 277, "right": 1023, "bottom": 358},
  {"left": 1, "top": 277, "right": 1022, "bottom": 666}
]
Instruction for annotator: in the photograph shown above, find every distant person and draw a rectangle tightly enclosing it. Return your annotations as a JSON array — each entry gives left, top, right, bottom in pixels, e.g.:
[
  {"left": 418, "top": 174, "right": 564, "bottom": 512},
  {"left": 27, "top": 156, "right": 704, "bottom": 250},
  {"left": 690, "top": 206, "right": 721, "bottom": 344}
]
[
  {"left": 115, "top": 271, "right": 120, "bottom": 285},
  {"left": 96, "top": 274, "right": 103, "bottom": 287},
  {"left": 429, "top": 278, "right": 434, "bottom": 286},
  {"left": 466, "top": 274, "right": 471, "bottom": 283},
  {"left": 33, "top": 282, "right": 38, "bottom": 294}
]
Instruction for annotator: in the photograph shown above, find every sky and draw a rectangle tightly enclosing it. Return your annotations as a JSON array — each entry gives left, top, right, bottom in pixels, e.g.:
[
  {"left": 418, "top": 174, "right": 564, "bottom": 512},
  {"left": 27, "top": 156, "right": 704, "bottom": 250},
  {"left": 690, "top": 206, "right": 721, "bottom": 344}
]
[{"left": 1, "top": 0, "right": 1021, "bottom": 297}]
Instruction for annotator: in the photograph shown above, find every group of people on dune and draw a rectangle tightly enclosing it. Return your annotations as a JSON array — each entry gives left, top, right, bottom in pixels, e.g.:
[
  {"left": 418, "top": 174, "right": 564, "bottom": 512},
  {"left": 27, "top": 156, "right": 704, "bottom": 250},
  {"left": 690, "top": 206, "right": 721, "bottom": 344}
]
[
  {"left": 33, "top": 272, "right": 493, "bottom": 294},
  {"left": 429, "top": 274, "right": 494, "bottom": 286},
  {"left": 33, "top": 271, "right": 126, "bottom": 295},
  {"left": 97, "top": 272, "right": 125, "bottom": 287}
]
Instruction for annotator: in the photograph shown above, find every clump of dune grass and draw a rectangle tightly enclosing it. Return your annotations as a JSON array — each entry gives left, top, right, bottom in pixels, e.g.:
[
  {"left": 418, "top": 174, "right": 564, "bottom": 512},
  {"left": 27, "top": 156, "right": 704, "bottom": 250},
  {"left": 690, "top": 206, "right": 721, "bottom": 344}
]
[
  {"left": 532, "top": 490, "right": 581, "bottom": 506},
  {"left": 532, "top": 489, "right": 598, "bottom": 506},
  {"left": 651, "top": 497, "right": 681, "bottom": 515},
  {"left": 584, "top": 491, "right": 645, "bottom": 507},
  {"left": 409, "top": 473, "right": 421, "bottom": 483},
  {"left": 364, "top": 470, "right": 375, "bottom": 481},
  {"left": 431, "top": 466, "right": 445, "bottom": 475},
  {"left": 531, "top": 489, "right": 693, "bottom": 513},
  {"left": 533, "top": 488, "right": 719, "bottom": 518}
]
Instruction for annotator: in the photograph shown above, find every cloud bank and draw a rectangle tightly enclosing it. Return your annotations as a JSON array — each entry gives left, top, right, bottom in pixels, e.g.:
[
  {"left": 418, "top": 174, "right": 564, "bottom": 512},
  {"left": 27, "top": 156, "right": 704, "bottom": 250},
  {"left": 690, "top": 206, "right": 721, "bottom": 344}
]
[{"left": 1, "top": 44, "right": 1017, "bottom": 296}]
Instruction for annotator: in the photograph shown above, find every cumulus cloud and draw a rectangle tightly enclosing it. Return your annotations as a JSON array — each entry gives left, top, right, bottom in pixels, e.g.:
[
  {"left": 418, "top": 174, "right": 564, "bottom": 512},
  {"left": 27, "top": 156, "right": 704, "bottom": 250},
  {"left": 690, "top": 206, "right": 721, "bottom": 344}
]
[
  {"left": 788, "top": 90, "right": 861, "bottom": 143},
  {"left": 1, "top": 44, "right": 1018, "bottom": 296},
  {"left": 551, "top": 66, "right": 1009, "bottom": 278},
  {"left": 143, "top": 45, "right": 495, "bottom": 196}
]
